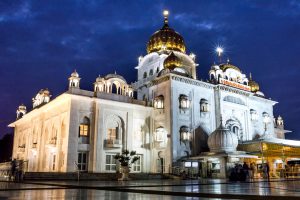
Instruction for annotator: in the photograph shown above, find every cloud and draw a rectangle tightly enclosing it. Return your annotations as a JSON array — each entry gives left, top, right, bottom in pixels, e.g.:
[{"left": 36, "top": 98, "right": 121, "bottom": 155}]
[
  {"left": 0, "top": 1, "right": 32, "bottom": 22},
  {"left": 174, "top": 13, "right": 219, "bottom": 31}
]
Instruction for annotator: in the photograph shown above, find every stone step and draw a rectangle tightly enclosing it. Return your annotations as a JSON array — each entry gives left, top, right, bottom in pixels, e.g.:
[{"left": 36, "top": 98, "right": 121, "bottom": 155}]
[{"left": 24, "top": 172, "right": 165, "bottom": 181}]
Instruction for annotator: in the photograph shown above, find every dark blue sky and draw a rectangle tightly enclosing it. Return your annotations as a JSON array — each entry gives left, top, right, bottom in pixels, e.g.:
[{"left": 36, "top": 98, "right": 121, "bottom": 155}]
[{"left": 0, "top": 0, "right": 300, "bottom": 139}]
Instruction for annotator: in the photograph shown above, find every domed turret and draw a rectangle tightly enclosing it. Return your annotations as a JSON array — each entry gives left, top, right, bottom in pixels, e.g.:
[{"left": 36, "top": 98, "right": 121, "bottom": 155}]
[
  {"left": 163, "top": 51, "right": 182, "bottom": 70},
  {"left": 147, "top": 10, "right": 186, "bottom": 54},
  {"left": 16, "top": 104, "right": 27, "bottom": 119},
  {"left": 104, "top": 72, "right": 127, "bottom": 83},
  {"left": 95, "top": 75, "right": 102, "bottom": 82},
  {"left": 69, "top": 70, "right": 81, "bottom": 89},
  {"left": 207, "top": 120, "right": 238, "bottom": 153},
  {"left": 248, "top": 73, "right": 260, "bottom": 92},
  {"left": 71, "top": 70, "right": 79, "bottom": 78},
  {"left": 219, "top": 63, "right": 241, "bottom": 73}
]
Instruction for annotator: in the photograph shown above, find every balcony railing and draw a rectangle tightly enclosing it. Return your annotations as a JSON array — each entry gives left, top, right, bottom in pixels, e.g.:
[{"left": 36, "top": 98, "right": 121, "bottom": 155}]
[{"left": 104, "top": 139, "right": 122, "bottom": 148}]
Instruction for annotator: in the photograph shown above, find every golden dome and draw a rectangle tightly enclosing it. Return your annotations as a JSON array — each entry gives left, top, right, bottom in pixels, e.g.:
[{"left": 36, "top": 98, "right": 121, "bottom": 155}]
[
  {"left": 163, "top": 51, "right": 182, "bottom": 70},
  {"left": 147, "top": 11, "right": 186, "bottom": 54},
  {"left": 248, "top": 73, "right": 260, "bottom": 92},
  {"left": 219, "top": 63, "right": 241, "bottom": 73}
]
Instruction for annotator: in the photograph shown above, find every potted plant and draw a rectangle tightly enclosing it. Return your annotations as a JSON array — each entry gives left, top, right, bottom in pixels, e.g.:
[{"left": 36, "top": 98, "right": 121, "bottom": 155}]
[{"left": 114, "top": 149, "right": 140, "bottom": 181}]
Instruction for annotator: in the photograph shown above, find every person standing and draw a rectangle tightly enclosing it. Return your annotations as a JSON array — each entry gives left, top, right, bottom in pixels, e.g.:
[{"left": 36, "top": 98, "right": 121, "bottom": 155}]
[
  {"left": 263, "top": 163, "right": 270, "bottom": 181},
  {"left": 249, "top": 163, "right": 255, "bottom": 180},
  {"left": 243, "top": 162, "right": 249, "bottom": 180},
  {"left": 266, "top": 162, "right": 270, "bottom": 181}
]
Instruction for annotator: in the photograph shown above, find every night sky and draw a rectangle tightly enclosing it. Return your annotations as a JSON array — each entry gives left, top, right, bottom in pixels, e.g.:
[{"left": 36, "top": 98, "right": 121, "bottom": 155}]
[{"left": 0, "top": 1, "right": 300, "bottom": 140}]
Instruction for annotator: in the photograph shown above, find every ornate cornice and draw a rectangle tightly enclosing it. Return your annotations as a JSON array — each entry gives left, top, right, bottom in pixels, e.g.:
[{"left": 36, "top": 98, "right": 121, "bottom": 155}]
[
  {"left": 216, "top": 85, "right": 251, "bottom": 96},
  {"left": 170, "top": 75, "right": 214, "bottom": 89}
]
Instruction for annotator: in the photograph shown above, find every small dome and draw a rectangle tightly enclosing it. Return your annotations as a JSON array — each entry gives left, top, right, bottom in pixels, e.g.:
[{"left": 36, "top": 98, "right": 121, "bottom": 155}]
[
  {"left": 71, "top": 70, "right": 79, "bottom": 78},
  {"left": 207, "top": 123, "right": 238, "bottom": 153},
  {"left": 249, "top": 80, "right": 260, "bottom": 92},
  {"left": 43, "top": 88, "right": 50, "bottom": 96},
  {"left": 104, "top": 73, "right": 127, "bottom": 83},
  {"left": 248, "top": 73, "right": 260, "bottom": 92},
  {"left": 219, "top": 63, "right": 241, "bottom": 73},
  {"left": 163, "top": 51, "right": 182, "bottom": 70},
  {"left": 211, "top": 63, "right": 219, "bottom": 70},
  {"left": 18, "top": 104, "right": 26, "bottom": 110},
  {"left": 95, "top": 75, "right": 102, "bottom": 82},
  {"left": 147, "top": 11, "right": 186, "bottom": 54}
]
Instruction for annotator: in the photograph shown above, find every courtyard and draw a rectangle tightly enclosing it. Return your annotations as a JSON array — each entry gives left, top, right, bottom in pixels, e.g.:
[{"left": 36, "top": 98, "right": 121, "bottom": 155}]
[{"left": 0, "top": 178, "right": 300, "bottom": 199}]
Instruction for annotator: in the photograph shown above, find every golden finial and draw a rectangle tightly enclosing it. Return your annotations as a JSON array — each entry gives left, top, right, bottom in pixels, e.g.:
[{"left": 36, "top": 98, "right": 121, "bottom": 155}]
[{"left": 163, "top": 10, "right": 169, "bottom": 25}]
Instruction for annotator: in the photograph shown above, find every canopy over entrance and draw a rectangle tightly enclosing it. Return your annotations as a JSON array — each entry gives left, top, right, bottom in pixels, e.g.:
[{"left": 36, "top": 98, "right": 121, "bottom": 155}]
[{"left": 238, "top": 138, "right": 300, "bottom": 158}]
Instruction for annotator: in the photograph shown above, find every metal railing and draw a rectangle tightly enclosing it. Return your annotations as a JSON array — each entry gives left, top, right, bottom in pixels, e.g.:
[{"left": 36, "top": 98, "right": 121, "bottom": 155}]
[
  {"left": 0, "top": 162, "right": 11, "bottom": 180},
  {"left": 170, "top": 166, "right": 198, "bottom": 179}
]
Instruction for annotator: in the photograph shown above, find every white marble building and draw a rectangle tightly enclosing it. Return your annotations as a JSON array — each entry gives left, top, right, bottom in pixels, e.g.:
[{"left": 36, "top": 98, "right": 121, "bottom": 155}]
[{"left": 9, "top": 11, "right": 292, "bottom": 176}]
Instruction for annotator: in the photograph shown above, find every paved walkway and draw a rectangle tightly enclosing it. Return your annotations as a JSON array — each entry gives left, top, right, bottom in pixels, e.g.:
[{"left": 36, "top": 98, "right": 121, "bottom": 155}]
[{"left": 0, "top": 178, "right": 300, "bottom": 199}]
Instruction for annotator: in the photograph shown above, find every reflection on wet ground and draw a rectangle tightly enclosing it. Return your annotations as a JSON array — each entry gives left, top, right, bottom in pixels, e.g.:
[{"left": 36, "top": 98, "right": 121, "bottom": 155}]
[
  {"left": 0, "top": 179, "right": 299, "bottom": 199},
  {"left": 0, "top": 189, "right": 228, "bottom": 200}
]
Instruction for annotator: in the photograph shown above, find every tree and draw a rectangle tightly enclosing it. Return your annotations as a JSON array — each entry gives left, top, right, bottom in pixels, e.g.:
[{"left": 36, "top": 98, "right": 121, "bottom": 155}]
[
  {"left": 114, "top": 149, "right": 140, "bottom": 167},
  {"left": 0, "top": 133, "right": 13, "bottom": 162}
]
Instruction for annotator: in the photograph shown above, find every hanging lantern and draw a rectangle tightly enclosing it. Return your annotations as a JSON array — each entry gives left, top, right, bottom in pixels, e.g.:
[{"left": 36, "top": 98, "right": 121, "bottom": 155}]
[
  {"left": 200, "top": 99, "right": 209, "bottom": 112},
  {"left": 154, "top": 95, "right": 164, "bottom": 109},
  {"left": 180, "top": 126, "right": 191, "bottom": 142},
  {"left": 179, "top": 94, "right": 190, "bottom": 109}
]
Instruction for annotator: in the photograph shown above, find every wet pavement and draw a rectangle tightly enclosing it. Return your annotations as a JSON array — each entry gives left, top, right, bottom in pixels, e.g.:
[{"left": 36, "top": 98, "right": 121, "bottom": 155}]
[{"left": 0, "top": 179, "right": 299, "bottom": 199}]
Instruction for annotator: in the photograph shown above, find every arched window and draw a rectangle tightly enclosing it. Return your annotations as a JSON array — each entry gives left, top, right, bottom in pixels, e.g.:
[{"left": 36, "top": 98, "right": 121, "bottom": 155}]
[
  {"left": 143, "top": 94, "right": 148, "bottom": 101},
  {"left": 104, "top": 115, "right": 123, "bottom": 148},
  {"left": 154, "top": 95, "right": 164, "bottom": 109},
  {"left": 156, "top": 67, "right": 159, "bottom": 73},
  {"left": 225, "top": 76, "right": 228, "bottom": 80},
  {"left": 232, "top": 126, "right": 239, "bottom": 135},
  {"left": 243, "top": 81, "right": 248, "bottom": 85},
  {"left": 155, "top": 126, "right": 165, "bottom": 142},
  {"left": 143, "top": 72, "right": 147, "bottom": 78},
  {"left": 210, "top": 74, "right": 215, "bottom": 80},
  {"left": 149, "top": 69, "right": 153, "bottom": 76},
  {"left": 179, "top": 94, "right": 190, "bottom": 109},
  {"left": 225, "top": 118, "right": 243, "bottom": 141},
  {"left": 112, "top": 83, "right": 118, "bottom": 94},
  {"left": 262, "top": 112, "right": 271, "bottom": 131},
  {"left": 79, "top": 117, "right": 90, "bottom": 144},
  {"left": 200, "top": 99, "right": 209, "bottom": 112},
  {"left": 218, "top": 74, "right": 221, "bottom": 81}
]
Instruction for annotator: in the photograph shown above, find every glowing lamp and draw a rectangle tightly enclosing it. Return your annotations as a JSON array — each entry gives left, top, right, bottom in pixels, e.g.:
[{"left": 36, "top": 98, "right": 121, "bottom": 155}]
[
  {"left": 180, "top": 126, "right": 191, "bottom": 142},
  {"left": 163, "top": 10, "right": 169, "bottom": 17},
  {"left": 216, "top": 47, "right": 224, "bottom": 57}
]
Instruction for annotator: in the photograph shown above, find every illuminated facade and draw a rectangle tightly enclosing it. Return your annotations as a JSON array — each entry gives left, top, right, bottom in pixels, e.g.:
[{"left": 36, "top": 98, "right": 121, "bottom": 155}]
[{"left": 9, "top": 11, "right": 299, "bottom": 178}]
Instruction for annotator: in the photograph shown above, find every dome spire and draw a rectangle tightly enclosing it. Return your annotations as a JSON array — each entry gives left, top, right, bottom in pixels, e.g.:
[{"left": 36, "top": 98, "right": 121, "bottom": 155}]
[
  {"left": 163, "top": 10, "right": 169, "bottom": 26},
  {"left": 147, "top": 10, "right": 186, "bottom": 53},
  {"left": 249, "top": 72, "right": 252, "bottom": 80}
]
